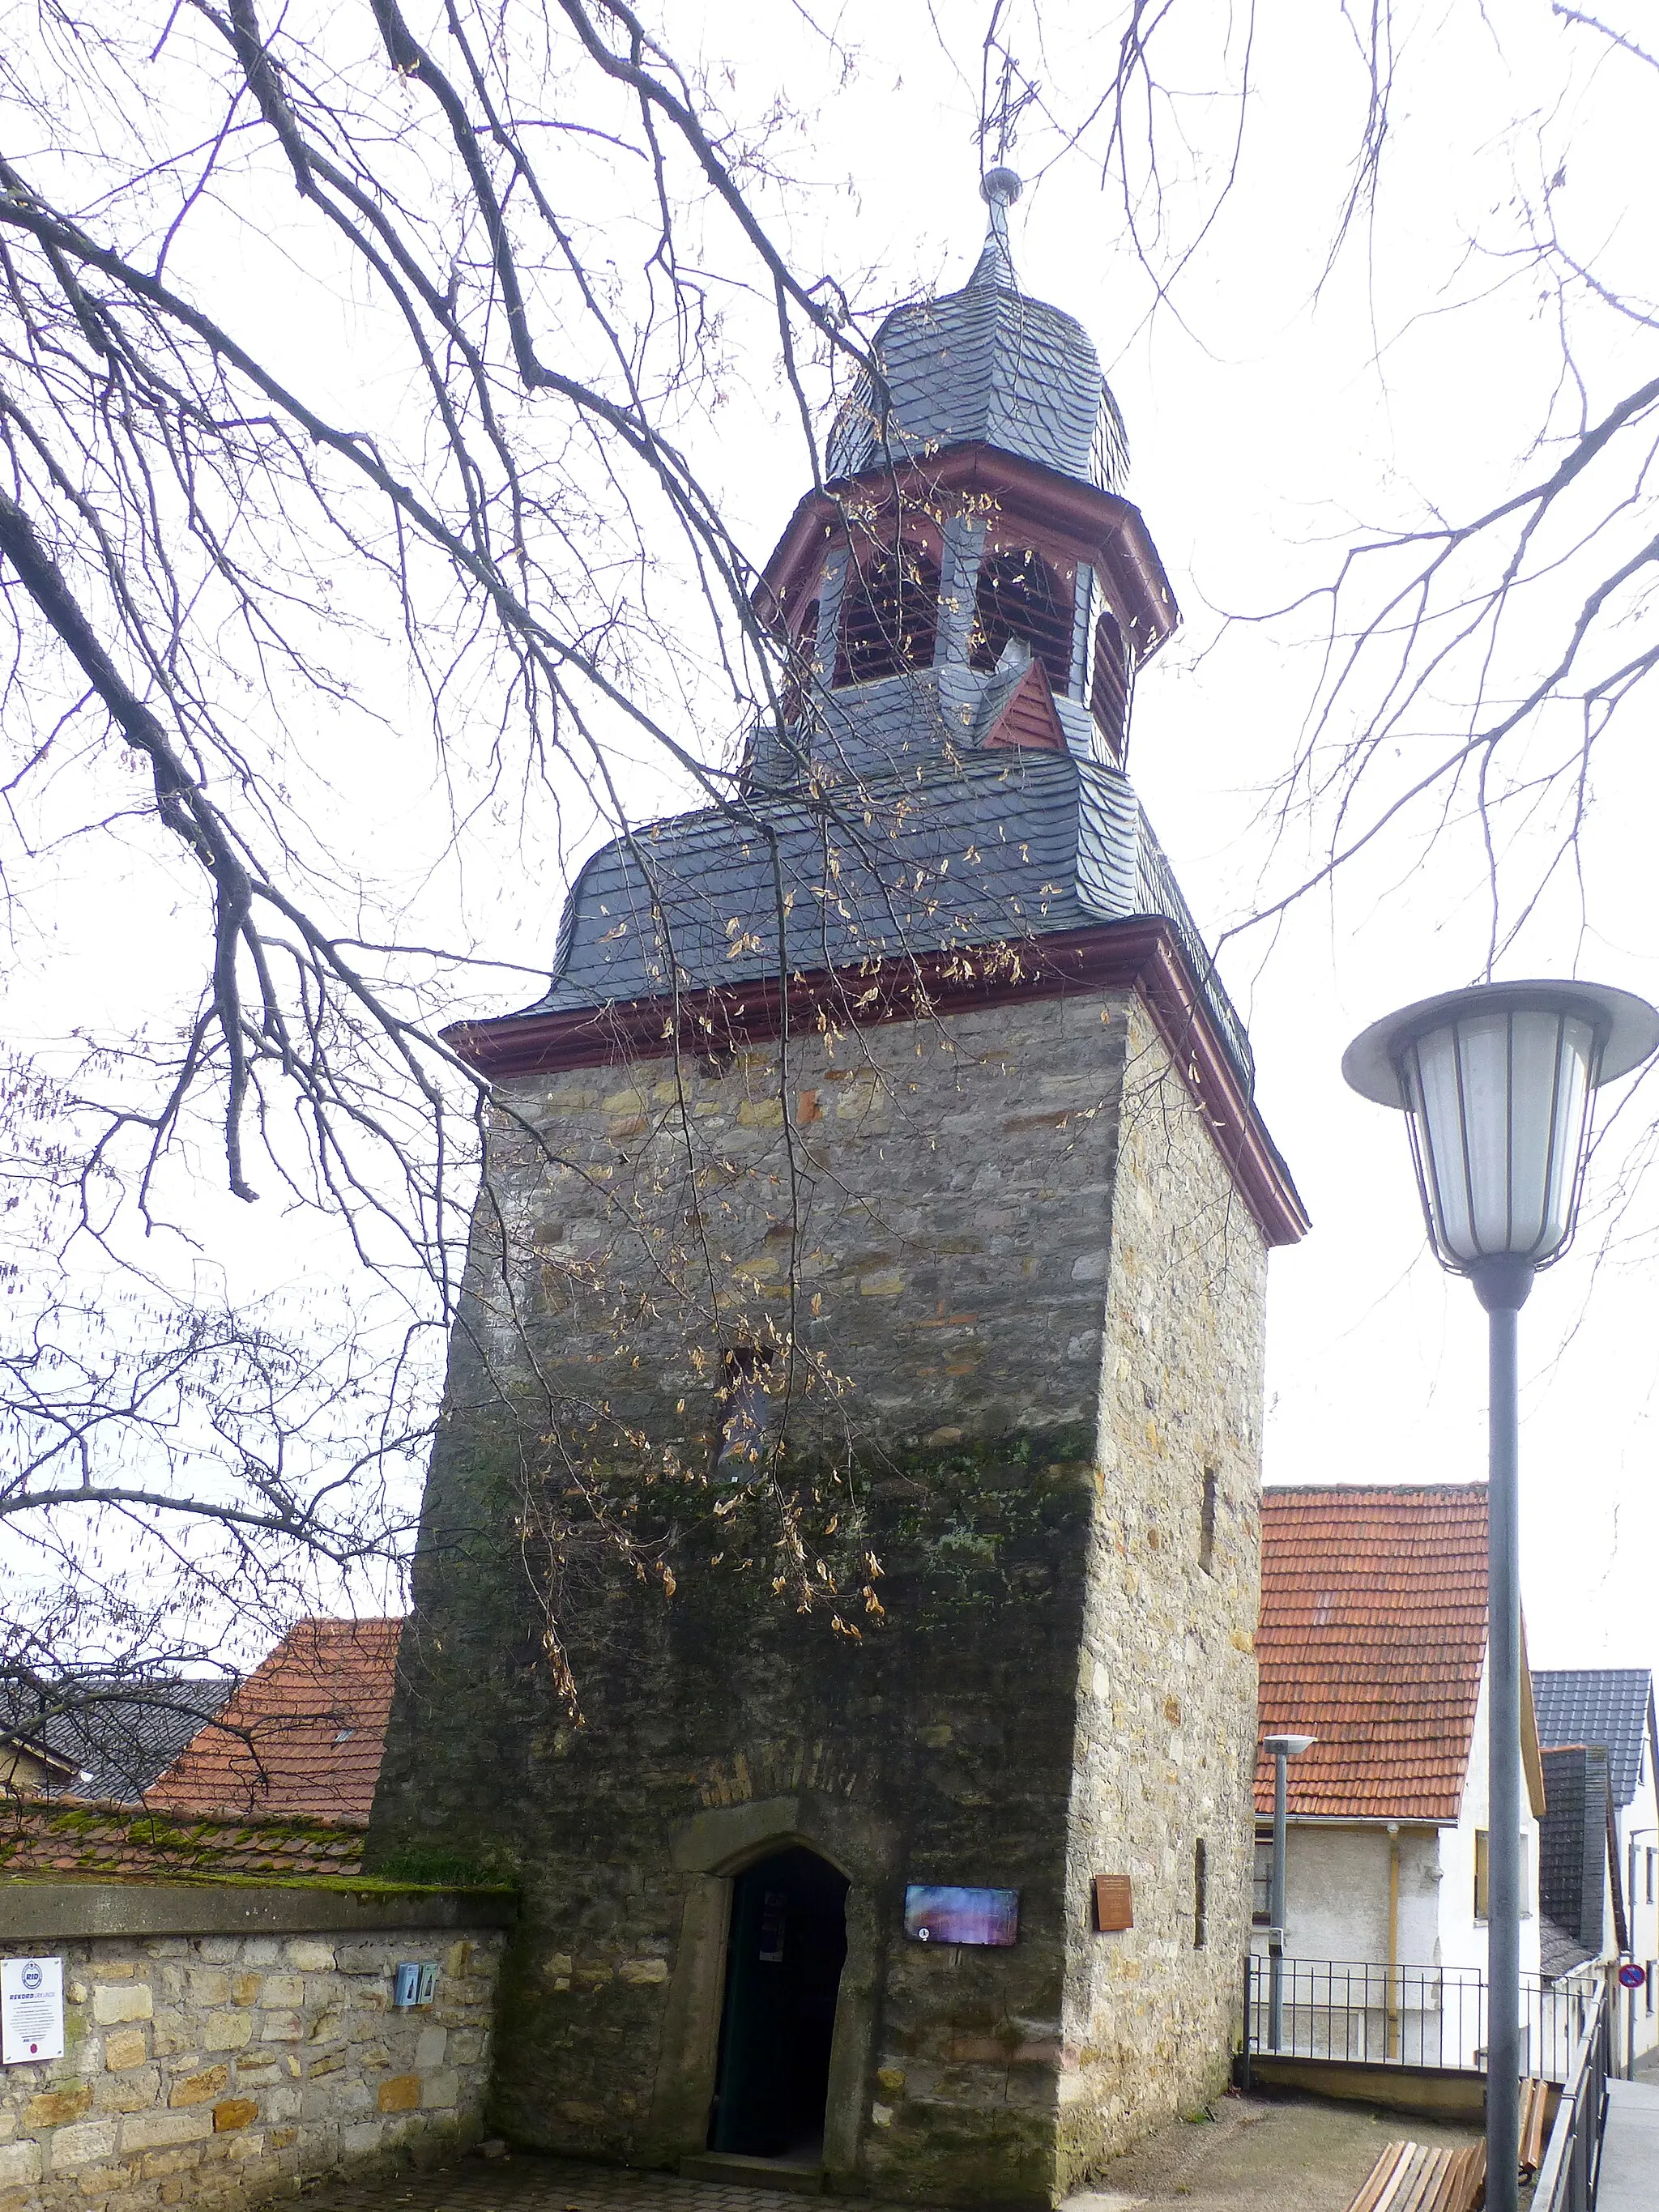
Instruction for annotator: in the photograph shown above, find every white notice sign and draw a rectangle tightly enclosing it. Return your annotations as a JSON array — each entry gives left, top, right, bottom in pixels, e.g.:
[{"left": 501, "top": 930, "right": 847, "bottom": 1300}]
[{"left": 2, "top": 1956, "right": 65, "bottom": 2064}]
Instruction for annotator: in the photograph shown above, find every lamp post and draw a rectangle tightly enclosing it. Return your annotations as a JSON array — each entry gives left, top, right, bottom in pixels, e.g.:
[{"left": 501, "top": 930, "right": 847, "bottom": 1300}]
[
  {"left": 1343, "top": 979, "right": 1659, "bottom": 2212},
  {"left": 1264, "top": 1732, "right": 1316, "bottom": 2053}
]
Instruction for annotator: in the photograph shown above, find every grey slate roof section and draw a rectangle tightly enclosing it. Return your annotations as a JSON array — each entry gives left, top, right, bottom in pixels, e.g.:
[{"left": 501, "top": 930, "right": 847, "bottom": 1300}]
[
  {"left": 1539, "top": 1915, "right": 1597, "bottom": 1980},
  {"left": 530, "top": 752, "right": 1102, "bottom": 1012},
  {"left": 1533, "top": 1669, "right": 1657, "bottom": 1808},
  {"left": 1, "top": 1676, "right": 237, "bottom": 1803},
  {"left": 519, "top": 749, "right": 1256, "bottom": 1089},
  {"left": 751, "top": 651, "right": 1088, "bottom": 792},
  {"left": 827, "top": 217, "right": 1130, "bottom": 496},
  {"left": 1539, "top": 1743, "right": 1614, "bottom": 1963}
]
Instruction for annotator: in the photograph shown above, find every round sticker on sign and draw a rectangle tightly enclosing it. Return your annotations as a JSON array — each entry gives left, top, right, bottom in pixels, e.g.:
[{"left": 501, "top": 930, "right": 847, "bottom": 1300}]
[{"left": 1618, "top": 1962, "right": 1648, "bottom": 1991}]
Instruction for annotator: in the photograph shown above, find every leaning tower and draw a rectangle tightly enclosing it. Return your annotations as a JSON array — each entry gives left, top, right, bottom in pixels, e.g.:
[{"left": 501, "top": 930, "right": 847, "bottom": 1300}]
[{"left": 369, "top": 173, "right": 1306, "bottom": 2206}]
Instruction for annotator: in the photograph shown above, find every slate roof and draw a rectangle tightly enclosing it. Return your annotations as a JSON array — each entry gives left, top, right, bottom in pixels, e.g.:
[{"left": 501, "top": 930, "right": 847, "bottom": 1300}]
[
  {"left": 1539, "top": 1915, "right": 1597, "bottom": 1980},
  {"left": 827, "top": 196, "right": 1129, "bottom": 495},
  {"left": 1532, "top": 1669, "right": 1657, "bottom": 1809},
  {"left": 534, "top": 750, "right": 1096, "bottom": 1008},
  {"left": 1256, "top": 1485, "right": 1492, "bottom": 1823},
  {"left": 0, "top": 1676, "right": 237, "bottom": 1804},
  {"left": 520, "top": 748, "right": 1255, "bottom": 1086},
  {"left": 1538, "top": 1743, "right": 1616, "bottom": 1965},
  {"left": 147, "top": 1619, "right": 400, "bottom": 1824}
]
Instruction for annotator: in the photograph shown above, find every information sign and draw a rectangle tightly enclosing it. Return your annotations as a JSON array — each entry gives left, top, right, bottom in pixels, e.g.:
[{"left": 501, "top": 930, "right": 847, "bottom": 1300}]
[
  {"left": 903, "top": 1885, "right": 1020, "bottom": 1946},
  {"left": 2, "top": 1956, "right": 65, "bottom": 2065}
]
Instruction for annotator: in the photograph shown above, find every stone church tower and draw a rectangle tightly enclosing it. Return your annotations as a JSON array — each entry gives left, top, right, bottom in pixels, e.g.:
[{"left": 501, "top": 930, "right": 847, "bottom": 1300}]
[{"left": 370, "top": 173, "right": 1306, "bottom": 2206}]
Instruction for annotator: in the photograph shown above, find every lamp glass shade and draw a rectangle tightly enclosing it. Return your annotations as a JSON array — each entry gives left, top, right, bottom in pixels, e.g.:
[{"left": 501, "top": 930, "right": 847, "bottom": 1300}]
[{"left": 1397, "top": 1005, "right": 1598, "bottom": 1270}]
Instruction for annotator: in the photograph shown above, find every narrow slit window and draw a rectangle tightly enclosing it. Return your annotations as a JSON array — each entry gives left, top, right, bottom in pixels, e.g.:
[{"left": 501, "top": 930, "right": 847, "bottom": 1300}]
[
  {"left": 1089, "top": 607, "right": 1131, "bottom": 763},
  {"left": 1193, "top": 1838, "right": 1208, "bottom": 1950},
  {"left": 1199, "top": 1470, "right": 1218, "bottom": 1574},
  {"left": 715, "top": 1345, "right": 774, "bottom": 1475}
]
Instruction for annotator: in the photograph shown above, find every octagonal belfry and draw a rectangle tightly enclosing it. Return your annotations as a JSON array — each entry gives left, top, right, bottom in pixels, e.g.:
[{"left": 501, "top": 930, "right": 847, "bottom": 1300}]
[{"left": 369, "top": 177, "right": 1305, "bottom": 2206}]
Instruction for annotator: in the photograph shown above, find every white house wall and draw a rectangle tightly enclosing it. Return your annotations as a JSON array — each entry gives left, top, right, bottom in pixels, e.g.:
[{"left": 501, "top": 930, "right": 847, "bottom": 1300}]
[
  {"left": 1440, "top": 1654, "right": 1541, "bottom": 1980},
  {"left": 1617, "top": 1735, "right": 1659, "bottom": 2062},
  {"left": 1250, "top": 1825, "right": 1441, "bottom": 1969}
]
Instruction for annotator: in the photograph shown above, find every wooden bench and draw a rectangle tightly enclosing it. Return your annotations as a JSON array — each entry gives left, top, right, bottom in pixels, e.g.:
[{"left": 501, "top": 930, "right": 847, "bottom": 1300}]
[
  {"left": 1519, "top": 2073, "right": 1550, "bottom": 2176},
  {"left": 1345, "top": 2077, "right": 1551, "bottom": 2209},
  {"left": 1345, "top": 2138, "right": 1486, "bottom": 2212}
]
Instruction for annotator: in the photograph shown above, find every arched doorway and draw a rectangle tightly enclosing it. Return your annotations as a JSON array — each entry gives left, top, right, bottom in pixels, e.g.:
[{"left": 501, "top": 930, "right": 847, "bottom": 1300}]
[{"left": 708, "top": 1845, "right": 849, "bottom": 2160}]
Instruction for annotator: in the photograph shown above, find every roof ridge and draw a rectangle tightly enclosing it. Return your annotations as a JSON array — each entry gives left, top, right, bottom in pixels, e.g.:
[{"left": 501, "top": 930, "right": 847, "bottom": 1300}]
[{"left": 1263, "top": 1481, "right": 1487, "bottom": 1498}]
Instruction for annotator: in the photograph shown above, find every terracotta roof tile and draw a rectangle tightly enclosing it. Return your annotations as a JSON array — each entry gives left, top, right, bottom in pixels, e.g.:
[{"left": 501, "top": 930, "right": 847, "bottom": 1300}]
[
  {"left": 0, "top": 1799, "right": 364, "bottom": 1879},
  {"left": 146, "top": 1618, "right": 400, "bottom": 1824},
  {"left": 1256, "top": 1485, "right": 1488, "bottom": 1825}
]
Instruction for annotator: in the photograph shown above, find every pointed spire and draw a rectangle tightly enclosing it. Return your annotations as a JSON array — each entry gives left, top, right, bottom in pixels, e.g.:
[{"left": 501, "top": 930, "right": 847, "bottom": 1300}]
[{"left": 970, "top": 167, "right": 1021, "bottom": 292}]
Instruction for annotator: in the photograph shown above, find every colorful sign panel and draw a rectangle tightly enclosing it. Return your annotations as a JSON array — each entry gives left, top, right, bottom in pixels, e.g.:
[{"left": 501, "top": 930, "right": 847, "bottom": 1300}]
[
  {"left": 2, "top": 1956, "right": 65, "bottom": 2065},
  {"left": 1618, "top": 1962, "right": 1648, "bottom": 1991},
  {"left": 903, "top": 1885, "right": 1020, "bottom": 1946}
]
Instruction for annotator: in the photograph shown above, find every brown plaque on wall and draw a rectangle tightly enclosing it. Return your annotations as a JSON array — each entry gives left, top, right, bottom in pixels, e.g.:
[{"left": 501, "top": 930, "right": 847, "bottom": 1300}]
[{"left": 1093, "top": 1874, "right": 1133, "bottom": 1932}]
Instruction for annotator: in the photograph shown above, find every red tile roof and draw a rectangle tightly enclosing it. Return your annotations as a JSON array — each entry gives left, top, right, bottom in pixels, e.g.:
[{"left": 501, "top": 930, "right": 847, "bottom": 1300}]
[
  {"left": 0, "top": 1798, "right": 364, "bottom": 1878},
  {"left": 147, "top": 1618, "right": 400, "bottom": 1824},
  {"left": 1256, "top": 1485, "right": 1490, "bottom": 1824}
]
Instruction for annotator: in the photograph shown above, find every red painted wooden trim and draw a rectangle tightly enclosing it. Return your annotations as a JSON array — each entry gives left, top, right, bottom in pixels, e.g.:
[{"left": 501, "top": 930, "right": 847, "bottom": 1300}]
[
  {"left": 446, "top": 918, "right": 1308, "bottom": 1247},
  {"left": 757, "top": 443, "right": 1180, "bottom": 664}
]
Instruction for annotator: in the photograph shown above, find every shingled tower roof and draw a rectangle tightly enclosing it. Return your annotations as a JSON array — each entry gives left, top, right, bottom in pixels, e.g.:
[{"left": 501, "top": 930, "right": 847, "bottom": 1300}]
[{"left": 826, "top": 168, "right": 1130, "bottom": 494}]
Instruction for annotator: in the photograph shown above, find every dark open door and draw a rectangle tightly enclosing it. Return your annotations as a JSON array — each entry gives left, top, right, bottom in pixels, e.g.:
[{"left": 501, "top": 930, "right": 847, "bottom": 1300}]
[{"left": 709, "top": 1846, "right": 849, "bottom": 2159}]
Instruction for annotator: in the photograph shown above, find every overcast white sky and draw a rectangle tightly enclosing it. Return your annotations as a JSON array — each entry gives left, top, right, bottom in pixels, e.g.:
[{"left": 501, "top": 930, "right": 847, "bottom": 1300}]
[{"left": 6, "top": 0, "right": 1656, "bottom": 1673}]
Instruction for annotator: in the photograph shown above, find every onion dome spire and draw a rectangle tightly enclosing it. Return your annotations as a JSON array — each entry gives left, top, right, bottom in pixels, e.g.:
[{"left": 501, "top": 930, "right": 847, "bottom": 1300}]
[{"left": 826, "top": 170, "right": 1130, "bottom": 494}]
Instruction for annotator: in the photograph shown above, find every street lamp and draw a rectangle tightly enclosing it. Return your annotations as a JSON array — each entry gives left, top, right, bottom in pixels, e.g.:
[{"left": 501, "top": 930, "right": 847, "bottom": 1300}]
[
  {"left": 1263, "top": 1731, "right": 1316, "bottom": 2054},
  {"left": 1344, "top": 978, "right": 1659, "bottom": 2212}
]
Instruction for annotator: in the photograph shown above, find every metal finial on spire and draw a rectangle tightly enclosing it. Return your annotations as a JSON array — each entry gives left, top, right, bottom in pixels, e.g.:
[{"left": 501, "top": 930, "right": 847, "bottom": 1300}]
[
  {"left": 973, "top": 46, "right": 1036, "bottom": 290},
  {"left": 971, "top": 165, "right": 1021, "bottom": 292}
]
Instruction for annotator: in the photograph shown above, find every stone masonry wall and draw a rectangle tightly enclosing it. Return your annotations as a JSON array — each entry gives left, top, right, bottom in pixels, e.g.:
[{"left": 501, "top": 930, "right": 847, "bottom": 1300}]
[
  {"left": 373, "top": 981, "right": 1275, "bottom": 2206},
  {"left": 1058, "top": 998, "right": 1268, "bottom": 2185},
  {"left": 0, "top": 1924, "right": 503, "bottom": 2212}
]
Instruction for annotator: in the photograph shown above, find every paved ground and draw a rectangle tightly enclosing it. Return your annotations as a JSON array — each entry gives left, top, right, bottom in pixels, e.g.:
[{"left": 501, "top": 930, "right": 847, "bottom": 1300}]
[
  {"left": 298, "top": 2155, "right": 821, "bottom": 2212},
  {"left": 1076, "top": 2093, "right": 1483, "bottom": 2210},
  {"left": 1596, "top": 2076, "right": 1659, "bottom": 2211},
  {"left": 295, "top": 2098, "right": 1485, "bottom": 2212}
]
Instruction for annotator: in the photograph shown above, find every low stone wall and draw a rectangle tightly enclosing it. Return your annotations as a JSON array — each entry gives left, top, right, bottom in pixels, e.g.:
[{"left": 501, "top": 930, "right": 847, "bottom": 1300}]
[{"left": 0, "top": 1883, "right": 511, "bottom": 2212}]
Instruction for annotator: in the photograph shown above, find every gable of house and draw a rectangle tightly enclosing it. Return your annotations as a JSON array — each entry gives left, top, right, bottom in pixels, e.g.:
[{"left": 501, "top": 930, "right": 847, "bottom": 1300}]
[
  {"left": 1257, "top": 1485, "right": 1495, "bottom": 1822},
  {"left": 147, "top": 1619, "right": 400, "bottom": 1823},
  {"left": 1533, "top": 1668, "right": 1657, "bottom": 1809}
]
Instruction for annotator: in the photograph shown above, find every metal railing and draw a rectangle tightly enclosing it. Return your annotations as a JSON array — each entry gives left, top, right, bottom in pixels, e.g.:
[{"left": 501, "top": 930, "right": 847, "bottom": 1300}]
[
  {"left": 1532, "top": 1980, "right": 1610, "bottom": 2212},
  {"left": 1241, "top": 1955, "right": 1603, "bottom": 2086}
]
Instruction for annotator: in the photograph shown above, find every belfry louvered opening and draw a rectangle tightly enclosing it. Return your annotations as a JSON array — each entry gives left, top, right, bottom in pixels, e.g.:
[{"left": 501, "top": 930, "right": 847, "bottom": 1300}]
[
  {"left": 833, "top": 544, "right": 940, "bottom": 687},
  {"left": 970, "top": 548, "right": 1073, "bottom": 692},
  {"left": 1090, "top": 607, "right": 1132, "bottom": 764}
]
